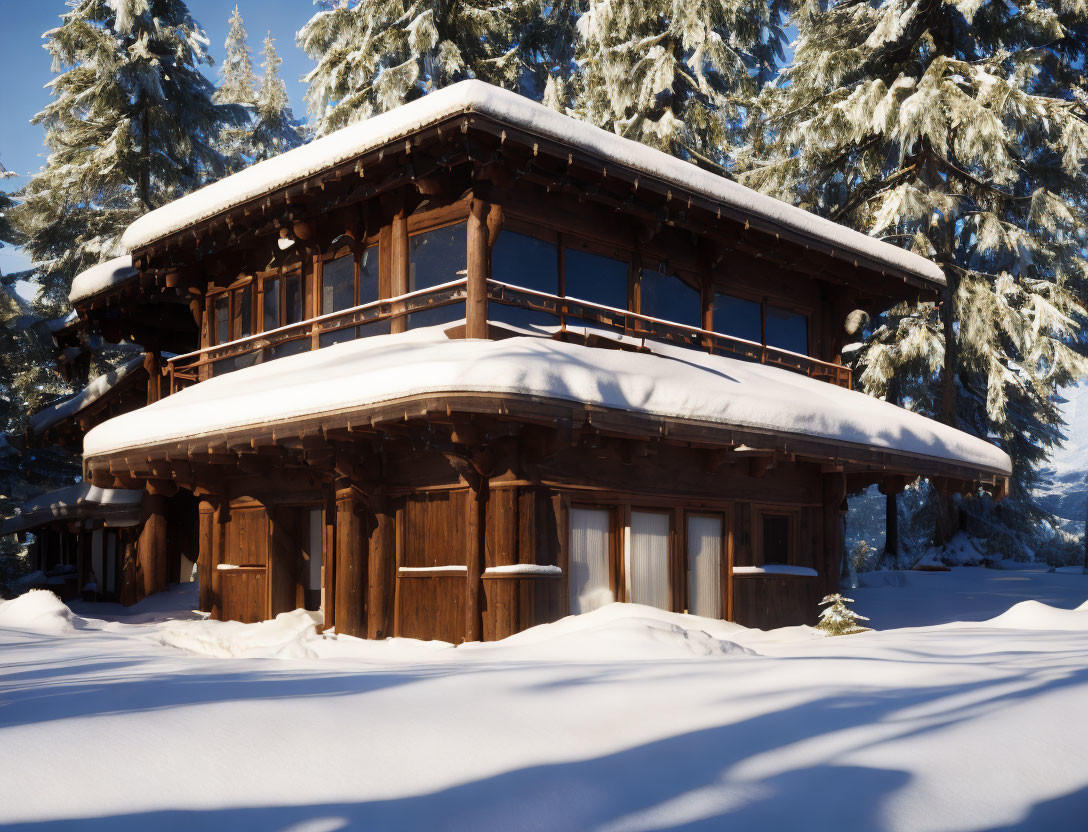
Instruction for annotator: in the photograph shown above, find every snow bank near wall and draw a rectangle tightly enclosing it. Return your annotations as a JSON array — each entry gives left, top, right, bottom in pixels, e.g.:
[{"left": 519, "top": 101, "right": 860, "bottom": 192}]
[
  {"left": 159, "top": 610, "right": 324, "bottom": 659},
  {"left": 84, "top": 324, "right": 1012, "bottom": 475},
  {"left": 120, "top": 81, "right": 944, "bottom": 286},
  {"left": 0, "top": 590, "right": 80, "bottom": 635}
]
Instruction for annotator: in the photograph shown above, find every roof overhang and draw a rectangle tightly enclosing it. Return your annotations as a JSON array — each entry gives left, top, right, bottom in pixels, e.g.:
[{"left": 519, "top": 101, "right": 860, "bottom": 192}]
[
  {"left": 1, "top": 484, "right": 144, "bottom": 536},
  {"left": 118, "top": 81, "right": 945, "bottom": 293}
]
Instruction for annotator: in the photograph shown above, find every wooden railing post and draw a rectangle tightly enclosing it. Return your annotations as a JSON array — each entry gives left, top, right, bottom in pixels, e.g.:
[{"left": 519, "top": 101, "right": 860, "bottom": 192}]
[
  {"left": 466, "top": 197, "right": 490, "bottom": 340},
  {"left": 390, "top": 207, "right": 409, "bottom": 334}
]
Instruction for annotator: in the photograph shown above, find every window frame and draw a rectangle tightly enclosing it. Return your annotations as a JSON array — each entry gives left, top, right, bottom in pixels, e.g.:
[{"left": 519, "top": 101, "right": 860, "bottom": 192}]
[
  {"left": 256, "top": 265, "right": 304, "bottom": 333},
  {"left": 684, "top": 508, "right": 733, "bottom": 620},
  {"left": 752, "top": 505, "right": 802, "bottom": 566},
  {"left": 711, "top": 289, "right": 812, "bottom": 356},
  {"left": 207, "top": 275, "right": 255, "bottom": 346}
]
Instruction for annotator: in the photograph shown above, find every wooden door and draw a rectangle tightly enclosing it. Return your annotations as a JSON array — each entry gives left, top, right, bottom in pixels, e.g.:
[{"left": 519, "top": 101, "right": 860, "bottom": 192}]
[{"left": 220, "top": 507, "right": 269, "bottom": 623}]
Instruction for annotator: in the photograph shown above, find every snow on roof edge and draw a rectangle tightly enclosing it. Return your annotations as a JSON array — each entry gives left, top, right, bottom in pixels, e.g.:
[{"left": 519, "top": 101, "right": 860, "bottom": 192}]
[
  {"left": 69, "top": 254, "right": 138, "bottom": 304},
  {"left": 81, "top": 325, "right": 1009, "bottom": 477},
  {"left": 1, "top": 483, "right": 144, "bottom": 535},
  {"left": 119, "top": 81, "right": 945, "bottom": 287},
  {"left": 28, "top": 356, "right": 146, "bottom": 436}
]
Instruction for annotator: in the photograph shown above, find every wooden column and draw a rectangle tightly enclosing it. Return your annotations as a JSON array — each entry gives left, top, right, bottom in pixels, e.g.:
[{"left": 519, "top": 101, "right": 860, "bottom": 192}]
[
  {"left": 143, "top": 350, "right": 161, "bottom": 404},
  {"left": 367, "top": 495, "right": 396, "bottom": 639},
  {"left": 137, "top": 484, "right": 171, "bottom": 600},
  {"left": 197, "top": 497, "right": 216, "bottom": 612},
  {"left": 210, "top": 498, "right": 230, "bottom": 620},
  {"left": 465, "top": 475, "right": 488, "bottom": 642},
  {"left": 466, "top": 197, "right": 490, "bottom": 340},
  {"left": 118, "top": 530, "right": 138, "bottom": 606},
  {"left": 822, "top": 472, "right": 847, "bottom": 594},
  {"left": 390, "top": 206, "right": 409, "bottom": 334},
  {"left": 334, "top": 486, "right": 368, "bottom": 637}
]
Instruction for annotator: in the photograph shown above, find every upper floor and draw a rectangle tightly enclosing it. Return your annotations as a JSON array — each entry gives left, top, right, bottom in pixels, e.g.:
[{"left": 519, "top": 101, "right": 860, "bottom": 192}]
[{"left": 67, "top": 81, "right": 945, "bottom": 398}]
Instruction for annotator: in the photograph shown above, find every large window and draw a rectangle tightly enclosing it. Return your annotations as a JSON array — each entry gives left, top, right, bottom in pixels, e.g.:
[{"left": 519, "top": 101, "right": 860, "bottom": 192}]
[
  {"left": 569, "top": 507, "right": 613, "bottom": 614},
  {"left": 564, "top": 247, "right": 628, "bottom": 311},
  {"left": 713, "top": 293, "right": 761, "bottom": 344},
  {"left": 408, "top": 222, "right": 467, "bottom": 328},
  {"left": 687, "top": 514, "right": 723, "bottom": 619},
  {"left": 627, "top": 510, "right": 671, "bottom": 610},
  {"left": 320, "top": 246, "right": 382, "bottom": 346},
  {"left": 766, "top": 306, "right": 808, "bottom": 355},
  {"left": 713, "top": 292, "right": 809, "bottom": 356},
  {"left": 640, "top": 268, "right": 701, "bottom": 328},
  {"left": 261, "top": 271, "right": 307, "bottom": 358},
  {"left": 211, "top": 282, "right": 253, "bottom": 346},
  {"left": 490, "top": 230, "right": 560, "bottom": 330}
]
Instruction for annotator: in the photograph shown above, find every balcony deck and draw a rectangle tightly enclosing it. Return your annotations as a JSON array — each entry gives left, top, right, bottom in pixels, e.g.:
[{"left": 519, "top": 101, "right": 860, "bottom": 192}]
[{"left": 166, "top": 279, "right": 852, "bottom": 395}]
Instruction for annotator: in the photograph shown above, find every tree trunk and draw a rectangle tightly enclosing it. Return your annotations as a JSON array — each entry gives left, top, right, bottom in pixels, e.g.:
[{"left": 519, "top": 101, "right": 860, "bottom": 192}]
[{"left": 139, "top": 105, "right": 151, "bottom": 211}]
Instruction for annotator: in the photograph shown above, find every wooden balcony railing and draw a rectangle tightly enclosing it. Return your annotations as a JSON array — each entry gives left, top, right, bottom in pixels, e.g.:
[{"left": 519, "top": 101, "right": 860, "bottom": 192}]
[{"left": 166, "top": 278, "right": 851, "bottom": 395}]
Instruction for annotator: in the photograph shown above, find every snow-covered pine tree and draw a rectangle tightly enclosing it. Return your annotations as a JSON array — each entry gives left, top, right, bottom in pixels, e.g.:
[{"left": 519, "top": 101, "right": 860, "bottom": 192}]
[
  {"left": 573, "top": 0, "right": 789, "bottom": 170},
  {"left": 215, "top": 6, "right": 259, "bottom": 172},
  {"left": 16, "top": 0, "right": 246, "bottom": 307},
  {"left": 741, "top": 0, "right": 1088, "bottom": 551},
  {"left": 816, "top": 594, "right": 871, "bottom": 635},
  {"left": 251, "top": 33, "right": 305, "bottom": 162},
  {"left": 299, "top": 0, "right": 520, "bottom": 136}
]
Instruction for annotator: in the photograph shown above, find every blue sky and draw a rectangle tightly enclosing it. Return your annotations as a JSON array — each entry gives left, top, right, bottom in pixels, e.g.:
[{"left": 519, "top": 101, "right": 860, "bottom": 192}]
[{"left": 0, "top": 1, "right": 318, "bottom": 277}]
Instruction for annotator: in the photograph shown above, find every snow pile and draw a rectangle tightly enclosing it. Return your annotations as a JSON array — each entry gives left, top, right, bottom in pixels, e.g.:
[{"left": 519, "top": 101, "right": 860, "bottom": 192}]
[
  {"left": 0, "top": 589, "right": 80, "bottom": 634},
  {"left": 68, "top": 254, "right": 138, "bottom": 303},
  {"left": 84, "top": 323, "right": 1011, "bottom": 476},
  {"left": 485, "top": 603, "right": 757, "bottom": 661},
  {"left": 914, "top": 530, "right": 989, "bottom": 567},
  {"left": 977, "top": 599, "right": 1088, "bottom": 631},
  {"left": 119, "top": 81, "right": 944, "bottom": 286},
  {"left": 159, "top": 609, "right": 324, "bottom": 659}
]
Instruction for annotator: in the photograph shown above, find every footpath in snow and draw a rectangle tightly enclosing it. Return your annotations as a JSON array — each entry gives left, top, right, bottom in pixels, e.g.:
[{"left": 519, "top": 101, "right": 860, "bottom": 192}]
[{"left": 2, "top": 567, "right": 1088, "bottom": 831}]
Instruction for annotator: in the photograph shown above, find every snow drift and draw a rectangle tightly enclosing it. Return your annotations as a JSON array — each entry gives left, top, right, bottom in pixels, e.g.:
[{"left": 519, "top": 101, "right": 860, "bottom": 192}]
[{"left": 0, "top": 589, "right": 81, "bottom": 635}]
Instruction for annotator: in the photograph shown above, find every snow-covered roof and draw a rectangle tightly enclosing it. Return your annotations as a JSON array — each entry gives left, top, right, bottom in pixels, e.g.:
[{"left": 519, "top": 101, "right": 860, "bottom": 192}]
[
  {"left": 83, "top": 324, "right": 1010, "bottom": 476},
  {"left": 28, "top": 356, "right": 145, "bottom": 436},
  {"left": 69, "top": 255, "right": 138, "bottom": 304},
  {"left": 0, "top": 484, "right": 143, "bottom": 535},
  {"left": 120, "top": 81, "right": 945, "bottom": 287}
]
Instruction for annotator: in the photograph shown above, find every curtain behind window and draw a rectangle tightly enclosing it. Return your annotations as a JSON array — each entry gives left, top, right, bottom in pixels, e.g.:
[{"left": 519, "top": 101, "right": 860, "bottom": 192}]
[
  {"left": 628, "top": 511, "right": 670, "bottom": 610},
  {"left": 570, "top": 508, "right": 612, "bottom": 614},
  {"left": 687, "top": 515, "right": 722, "bottom": 619}
]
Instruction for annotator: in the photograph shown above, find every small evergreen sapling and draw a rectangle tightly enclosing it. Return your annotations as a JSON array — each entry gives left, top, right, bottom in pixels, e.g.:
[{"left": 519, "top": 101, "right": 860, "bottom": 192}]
[{"left": 817, "top": 594, "right": 871, "bottom": 636}]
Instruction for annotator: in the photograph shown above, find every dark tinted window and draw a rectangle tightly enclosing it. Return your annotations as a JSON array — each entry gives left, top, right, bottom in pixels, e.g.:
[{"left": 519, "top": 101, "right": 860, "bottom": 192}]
[
  {"left": 713, "top": 293, "right": 761, "bottom": 344},
  {"left": 491, "top": 231, "right": 560, "bottom": 329},
  {"left": 321, "top": 254, "right": 354, "bottom": 315},
  {"left": 493, "top": 231, "right": 559, "bottom": 294},
  {"left": 409, "top": 222, "right": 467, "bottom": 292},
  {"left": 284, "top": 275, "right": 302, "bottom": 324},
  {"left": 766, "top": 306, "right": 808, "bottom": 355},
  {"left": 359, "top": 246, "right": 379, "bottom": 305},
  {"left": 564, "top": 248, "right": 628, "bottom": 310},
  {"left": 762, "top": 515, "right": 791, "bottom": 564},
  {"left": 640, "top": 269, "right": 701, "bottom": 327},
  {"left": 214, "top": 295, "right": 229, "bottom": 345},
  {"left": 263, "top": 277, "right": 281, "bottom": 330},
  {"left": 236, "top": 285, "right": 252, "bottom": 338}
]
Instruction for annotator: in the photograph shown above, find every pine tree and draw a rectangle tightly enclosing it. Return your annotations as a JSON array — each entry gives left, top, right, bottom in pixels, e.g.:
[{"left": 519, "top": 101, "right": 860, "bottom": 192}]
[
  {"left": 16, "top": 0, "right": 246, "bottom": 307},
  {"left": 741, "top": 0, "right": 1088, "bottom": 551},
  {"left": 298, "top": 0, "right": 519, "bottom": 136},
  {"left": 816, "top": 594, "right": 871, "bottom": 635},
  {"left": 573, "top": 0, "right": 789, "bottom": 170},
  {"left": 215, "top": 6, "right": 259, "bottom": 171},
  {"left": 251, "top": 33, "right": 305, "bottom": 162}
]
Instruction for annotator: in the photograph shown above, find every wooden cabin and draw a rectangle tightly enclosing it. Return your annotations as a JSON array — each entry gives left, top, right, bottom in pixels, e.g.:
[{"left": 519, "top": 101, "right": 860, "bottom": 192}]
[{"left": 56, "top": 81, "right": 1008, "bottom": 637}]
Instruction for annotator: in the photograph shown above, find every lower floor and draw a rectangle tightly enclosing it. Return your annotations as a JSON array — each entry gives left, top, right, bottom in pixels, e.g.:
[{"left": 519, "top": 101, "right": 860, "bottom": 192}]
[{"left": 190, "top": 454, "right": 845, "bottom": 638}]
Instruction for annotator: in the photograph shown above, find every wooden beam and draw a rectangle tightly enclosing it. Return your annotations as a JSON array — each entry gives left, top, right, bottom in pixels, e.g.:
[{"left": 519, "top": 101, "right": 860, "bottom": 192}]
[
  {"left": 367, "top": 495, "right": 396, "bottom": 639},
  {"left": 466, "top": 196, "right": 490, "bottom": 340},
  {"left": 334, "top": 485, "right": 368, "bottom": 637}
]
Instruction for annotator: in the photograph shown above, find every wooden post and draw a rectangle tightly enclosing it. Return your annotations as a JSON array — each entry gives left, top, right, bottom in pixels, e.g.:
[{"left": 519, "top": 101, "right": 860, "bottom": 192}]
[
  {"left": 143, "top": 350, "right": 161, "bottom": 404},
  {"left": 390, "top": 206, "right": 409, "bottom": 333},
  {"left": 822, "top": 472, "right": 847, "bottom": 594},
  {"left": 367, "top": 495, "right": 396, "bottom": 639},
  {"left": 210, "top": 498, "right": 229, "bottom": 620},
  {"left": 118, "top": 529, "right": 138, "bottom": 606},
  {"left": 466, "top": 197, "right": 491, "bottom": 340},
  {"left": 197, "top": 497, "right": 216, "bottom": 612},
  {"left": 334, "top": 486, "right": 368, "bottom": 637},
  {"left": 465, "top": 475, "right": 488, "bottom": 641},
  {"left": 138, "top": 485, "right": 170, "bottom": 600}
]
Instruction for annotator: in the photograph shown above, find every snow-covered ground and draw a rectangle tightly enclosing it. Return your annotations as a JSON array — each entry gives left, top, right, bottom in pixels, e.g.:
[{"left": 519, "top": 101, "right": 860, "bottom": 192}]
[{"left": 3, "top": 569, "right": 1088, "bottom": 831}]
